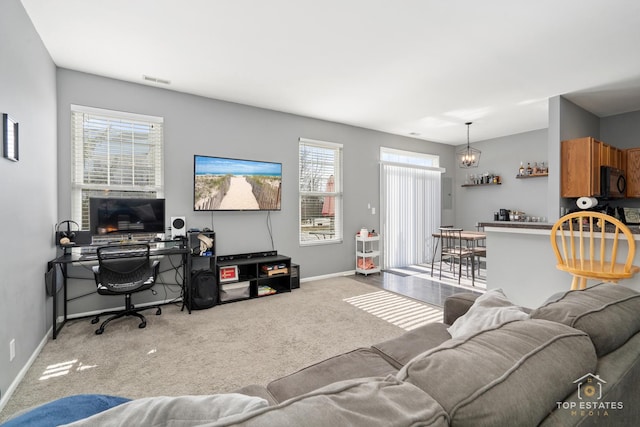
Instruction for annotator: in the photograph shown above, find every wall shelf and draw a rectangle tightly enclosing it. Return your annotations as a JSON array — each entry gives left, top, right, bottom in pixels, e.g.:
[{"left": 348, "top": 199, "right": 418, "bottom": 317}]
[
  {"left": 461, "top": 183, "right": 502, "bottom": 187},
  {"left": 516, "top": 173, "right": 548, "bottom": 179}
]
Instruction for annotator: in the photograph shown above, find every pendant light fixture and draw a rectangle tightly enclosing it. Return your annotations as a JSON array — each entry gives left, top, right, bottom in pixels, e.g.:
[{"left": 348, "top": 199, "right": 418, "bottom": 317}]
[{"left": 457, "top": 122, "right": 481, "bottom": 168}]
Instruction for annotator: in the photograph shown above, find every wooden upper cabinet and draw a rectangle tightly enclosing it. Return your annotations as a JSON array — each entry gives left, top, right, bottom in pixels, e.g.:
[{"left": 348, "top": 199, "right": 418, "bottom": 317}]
[
  {"left": 626, "top": 148, "right": 640, "bottom": 198},
  {"left": 601, "top": 144, "right": 623, "bottom": 168},
  {"left": 561, "top": 137, "right": 602, "bottom": 197}
]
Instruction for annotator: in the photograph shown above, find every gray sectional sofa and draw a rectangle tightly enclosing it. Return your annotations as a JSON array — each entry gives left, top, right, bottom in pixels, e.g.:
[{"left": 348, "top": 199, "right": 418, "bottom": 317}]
[
  {"left": 229, "top": 283, "right": 640, "bottom": 426},
  {"left": 6, "top": 282, "right": 640, "bottom": 426}
]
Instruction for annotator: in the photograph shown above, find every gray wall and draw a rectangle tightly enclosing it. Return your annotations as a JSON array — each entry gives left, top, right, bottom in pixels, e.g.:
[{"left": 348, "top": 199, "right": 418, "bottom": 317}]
[
  {"left": 56, "top": 69, "right": 457, "bottom": 313},
  {"left": 454, "top": 129, "right": 549, "bottom": 230},
  {"left": 601, "top": 110, "right": 640, "bottom": 149},
  {"left": 0, "top": 0, "right": 57, "bottom": 407}
]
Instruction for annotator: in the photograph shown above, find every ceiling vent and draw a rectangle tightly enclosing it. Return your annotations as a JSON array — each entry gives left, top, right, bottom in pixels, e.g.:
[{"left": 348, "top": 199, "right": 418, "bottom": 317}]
[{"left": 143, "top": 75, "right": 171, "bottom": 85}]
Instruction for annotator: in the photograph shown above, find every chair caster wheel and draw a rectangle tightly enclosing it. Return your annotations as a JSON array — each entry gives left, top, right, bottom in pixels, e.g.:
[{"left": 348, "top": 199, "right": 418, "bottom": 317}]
[
  {"left": 155, "top": 307, "right": 162, "bottom": 315},
  {"left": 95, "top": 328, "right": 104, "bottom": 335},
  {"left": 139, "top": 321, "right": 146, "bottom": 329},
  {"left": 91, "top": 317, "right": 99, "bottom": 324}
]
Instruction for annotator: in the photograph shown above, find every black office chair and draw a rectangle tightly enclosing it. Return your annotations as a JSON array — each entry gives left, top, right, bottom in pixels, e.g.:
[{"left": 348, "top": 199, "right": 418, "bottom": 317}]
[{"left": 91, "top": 244, "right": 161, "bottom": 335}]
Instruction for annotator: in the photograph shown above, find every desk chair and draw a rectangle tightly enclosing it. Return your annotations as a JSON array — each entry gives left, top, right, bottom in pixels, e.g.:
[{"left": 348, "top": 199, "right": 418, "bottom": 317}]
[
  {"left": 439, "top": 227, "right": 475, "bottom": 285},
  {"left": 550, "top": 212, "right": 640, "bottom": 290},
  {"left": 91, "top": 244, "right": 161, "bottom": 335}
]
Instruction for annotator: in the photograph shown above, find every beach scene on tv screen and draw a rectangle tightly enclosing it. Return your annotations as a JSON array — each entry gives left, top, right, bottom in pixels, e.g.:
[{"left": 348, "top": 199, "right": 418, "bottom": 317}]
[{"left": 194, "top": 156, "right": 282, "bottom": 211}]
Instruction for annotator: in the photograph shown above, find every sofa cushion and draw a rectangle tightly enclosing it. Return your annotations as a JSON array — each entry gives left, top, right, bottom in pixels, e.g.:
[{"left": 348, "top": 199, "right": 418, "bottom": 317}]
[
  {"left": 396, "top": 319, "right": 597, "bottom": 427},
  {"left": 372, "top": 322, "right": 451, "bottom": 368},
  {"left": 530, "top": 282, "right": 640, "bottom": 356},
  {"left": 446, "top": 288, "right": 529, "bottom": 339},
  {"left": 266, "top": 348, "right": 397, "bottom": 403},
  {"left": 215, "top": 377, "right": 449, "bottom": 427}
]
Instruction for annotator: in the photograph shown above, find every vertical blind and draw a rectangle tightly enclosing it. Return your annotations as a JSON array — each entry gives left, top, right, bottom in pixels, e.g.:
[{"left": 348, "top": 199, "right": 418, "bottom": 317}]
[
  {"left": 298, "top": 137, "right": 343, "bottom": 245},
  {"left": 70, "top": 105, "right": 164, "bottom": 229},
  {"left": 380, "top": 161, "right": 442, "bottom": 269}
]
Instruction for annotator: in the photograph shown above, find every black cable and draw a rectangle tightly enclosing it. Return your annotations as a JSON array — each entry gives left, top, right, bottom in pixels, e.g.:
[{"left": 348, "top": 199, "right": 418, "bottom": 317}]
[{"left": 266, "top": 211, "right": 274, "bottom": 250}]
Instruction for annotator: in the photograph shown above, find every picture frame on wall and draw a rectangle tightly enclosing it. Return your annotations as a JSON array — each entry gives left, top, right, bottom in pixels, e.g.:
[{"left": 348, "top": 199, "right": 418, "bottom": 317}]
[{"left": 3, "top": 113, "right": 19, "bottom": 162}]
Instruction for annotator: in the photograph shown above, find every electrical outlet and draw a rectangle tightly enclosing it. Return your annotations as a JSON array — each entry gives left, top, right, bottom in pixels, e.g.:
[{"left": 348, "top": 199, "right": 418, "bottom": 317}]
[
  {"left": 371, "top": 207, "right": 376, "bottom": 215},
  {"left": 9, "top": 339, "right": 15, "bottom": 362}
]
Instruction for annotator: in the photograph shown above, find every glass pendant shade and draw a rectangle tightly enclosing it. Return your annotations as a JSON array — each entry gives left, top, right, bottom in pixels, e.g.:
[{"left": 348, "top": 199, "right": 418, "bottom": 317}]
[{"left": 457, "top": 122, "right": 481, "bottom": 168}]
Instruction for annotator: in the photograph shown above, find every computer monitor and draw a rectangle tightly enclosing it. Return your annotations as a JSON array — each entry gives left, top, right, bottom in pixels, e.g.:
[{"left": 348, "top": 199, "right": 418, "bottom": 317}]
[{"left": 89, "top": 197, "right": 166, "bottom": 237}]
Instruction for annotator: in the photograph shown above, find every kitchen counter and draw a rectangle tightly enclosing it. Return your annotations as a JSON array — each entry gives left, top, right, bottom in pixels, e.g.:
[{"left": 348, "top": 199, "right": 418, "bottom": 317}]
[
  {"left": 478, "top": 220, "right": 640, "bottom": 307},
  {"left": 479, "top": 221, "right": 640, "bottom": 235}
]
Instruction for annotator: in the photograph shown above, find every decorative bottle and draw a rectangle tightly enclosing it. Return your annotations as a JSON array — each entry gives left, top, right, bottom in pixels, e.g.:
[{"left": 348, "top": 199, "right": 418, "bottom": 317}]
[{"left": 519, "top": 162, "right": 525, "bottom": 176}]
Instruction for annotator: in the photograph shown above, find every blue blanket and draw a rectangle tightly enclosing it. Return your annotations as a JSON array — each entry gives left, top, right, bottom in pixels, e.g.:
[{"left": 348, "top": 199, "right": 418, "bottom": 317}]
[{"left": 1, "top": 394, "right": 130, "bottom": 427}]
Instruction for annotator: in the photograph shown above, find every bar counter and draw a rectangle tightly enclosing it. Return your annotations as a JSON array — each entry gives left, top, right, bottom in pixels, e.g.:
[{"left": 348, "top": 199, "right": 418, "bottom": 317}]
[{"left": 477, "top": 220, "right": 640, "bottom": 307}]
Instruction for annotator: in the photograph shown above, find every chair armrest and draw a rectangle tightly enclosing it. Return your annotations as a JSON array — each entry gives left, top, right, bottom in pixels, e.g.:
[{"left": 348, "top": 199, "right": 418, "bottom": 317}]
[{"left": 443, "top": 293, "right": 479, "bottom": 325}]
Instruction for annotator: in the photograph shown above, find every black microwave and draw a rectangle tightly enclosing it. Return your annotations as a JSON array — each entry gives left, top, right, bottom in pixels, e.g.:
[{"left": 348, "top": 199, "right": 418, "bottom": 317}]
[{"left": 600, "top": 166, "right": 626, "bottom": 198}]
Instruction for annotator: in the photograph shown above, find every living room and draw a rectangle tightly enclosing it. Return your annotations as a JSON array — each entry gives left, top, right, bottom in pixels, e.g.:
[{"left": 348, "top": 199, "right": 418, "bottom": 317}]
[{"left": 3, "top": 1, "right": 640, "bottom": 423}]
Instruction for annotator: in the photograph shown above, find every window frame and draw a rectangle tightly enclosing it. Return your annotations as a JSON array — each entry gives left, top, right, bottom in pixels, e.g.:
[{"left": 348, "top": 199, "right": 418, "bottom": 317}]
[
  {"left": 298, "top": 137, "right": 343, "bottom": 246},
  {"left": 70, "top": 105, "right": 164, "bottom": 230}
]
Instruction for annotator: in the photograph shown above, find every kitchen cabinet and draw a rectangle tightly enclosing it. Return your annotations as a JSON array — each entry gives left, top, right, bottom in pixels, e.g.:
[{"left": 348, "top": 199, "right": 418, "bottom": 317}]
[
  {"left": 561, "top": 137, "right": 602, "bottom": 197},
  {"left": 601, "top": 143, "right": 624, "bottom": 169},
  {"left": 626, "top": 148, "right": 640, "bottom": 198}
]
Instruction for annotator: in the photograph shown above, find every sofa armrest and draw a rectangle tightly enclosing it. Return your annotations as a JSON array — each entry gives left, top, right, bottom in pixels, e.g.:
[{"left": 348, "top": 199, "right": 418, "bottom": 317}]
[{"left": 443, "top": 293, "right": 479, "bottom": 325}]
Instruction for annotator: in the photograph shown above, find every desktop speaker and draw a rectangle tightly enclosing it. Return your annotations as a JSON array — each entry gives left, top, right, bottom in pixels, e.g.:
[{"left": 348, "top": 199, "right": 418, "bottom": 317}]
[
  {"left": 171, "top": 216, "right": 186, "bottom": 239},
  {"left": 290, "top": 263, "right": 300, "bottom": 289}
]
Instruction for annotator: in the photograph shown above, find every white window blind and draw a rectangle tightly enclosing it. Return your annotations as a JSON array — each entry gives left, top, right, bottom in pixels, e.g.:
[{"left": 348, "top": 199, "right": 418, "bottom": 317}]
[
  {"left": 380, "top": 147, "right": 443, "bottom": 268},
  {"left": 70, "top": 105, "right": 164, "bottom": 229},
  {"left": 299, "top": 138, "right": 343, "bottom": 245}
]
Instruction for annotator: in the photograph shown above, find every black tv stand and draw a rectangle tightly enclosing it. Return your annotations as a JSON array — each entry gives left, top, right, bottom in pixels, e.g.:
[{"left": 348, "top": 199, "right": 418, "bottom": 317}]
[{"left": 216, "top": 252, "right": 291, "bottom": 303}]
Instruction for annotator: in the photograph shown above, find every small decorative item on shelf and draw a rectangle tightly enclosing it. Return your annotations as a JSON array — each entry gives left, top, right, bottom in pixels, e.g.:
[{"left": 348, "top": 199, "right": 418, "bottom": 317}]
[
  {"left": 219, "top": 265, "right": 239, "bottom": 283},
  {"left": 257, "top": 285, "right": 276, "bottom": 296},
  {"left": 463, "top": 172, "right": 500, "bottom": 186},
  {"left": 261, "top": 263, "right": 288, "bottom": 276},
  {"left": 516, "top": 160, "right": 548, "bottom": 178}
]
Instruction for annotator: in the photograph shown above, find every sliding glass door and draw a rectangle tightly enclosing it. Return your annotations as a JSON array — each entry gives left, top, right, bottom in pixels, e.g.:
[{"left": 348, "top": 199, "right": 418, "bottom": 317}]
[{"left": 380, "top": 148, "right": 442, "bottom": 269}]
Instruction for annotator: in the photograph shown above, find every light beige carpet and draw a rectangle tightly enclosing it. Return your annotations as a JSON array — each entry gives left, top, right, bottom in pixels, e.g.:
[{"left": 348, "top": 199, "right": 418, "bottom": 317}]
[{"left": 0, "top": 276, "right": 442, "bottom": 422}]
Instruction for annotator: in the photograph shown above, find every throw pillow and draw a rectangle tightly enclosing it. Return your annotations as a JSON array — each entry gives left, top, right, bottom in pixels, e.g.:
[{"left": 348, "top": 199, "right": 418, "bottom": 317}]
[{"left": 447, "top": 288, "right": 529, "bottom": 339}]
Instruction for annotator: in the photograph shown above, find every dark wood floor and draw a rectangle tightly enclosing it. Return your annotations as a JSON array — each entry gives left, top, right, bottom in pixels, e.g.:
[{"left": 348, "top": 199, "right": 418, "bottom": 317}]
[{"left": 351, "top": 271, "right": 484, "bottom": 307}]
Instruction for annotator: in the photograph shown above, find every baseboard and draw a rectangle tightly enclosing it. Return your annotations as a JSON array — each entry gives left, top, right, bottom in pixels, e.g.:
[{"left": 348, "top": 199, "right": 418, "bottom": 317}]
[
  {"left": 300, "top": 270, "right": 355, "bottom": 283},
  {"left": 0, "top": 329, "right": 49, "bottom": 414}
]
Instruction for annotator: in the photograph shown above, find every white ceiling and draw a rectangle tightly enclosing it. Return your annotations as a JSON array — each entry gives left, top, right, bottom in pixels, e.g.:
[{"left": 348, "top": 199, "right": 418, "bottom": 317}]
[{"left": 20, "top": 0, "right": 640, "bottom": 145}]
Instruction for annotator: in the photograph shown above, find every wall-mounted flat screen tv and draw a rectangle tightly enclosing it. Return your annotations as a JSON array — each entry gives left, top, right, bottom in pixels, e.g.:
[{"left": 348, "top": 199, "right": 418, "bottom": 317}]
[
  {"left": 194, "top": 155, "right": 282, "bottom": 211},
  {"left": 89, "top": 197, "right": 166, "bottom": 236}
]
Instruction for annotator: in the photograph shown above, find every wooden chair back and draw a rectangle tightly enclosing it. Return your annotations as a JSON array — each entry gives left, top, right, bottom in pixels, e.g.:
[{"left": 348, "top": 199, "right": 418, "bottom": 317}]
[{"left": 550, "top": 212, "right": 639, "bottom": 289}]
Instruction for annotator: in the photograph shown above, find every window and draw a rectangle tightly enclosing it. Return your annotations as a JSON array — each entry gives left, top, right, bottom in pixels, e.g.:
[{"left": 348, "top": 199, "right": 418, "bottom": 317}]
[
  {"left": 70, "top": 105, "right": 164, "bottom": 230},
  {"left": 299, "top": 138, "right": 343, "bottom": 245},
  {"left": 380, "top": 147, "right": 439, "bottom": 168}
]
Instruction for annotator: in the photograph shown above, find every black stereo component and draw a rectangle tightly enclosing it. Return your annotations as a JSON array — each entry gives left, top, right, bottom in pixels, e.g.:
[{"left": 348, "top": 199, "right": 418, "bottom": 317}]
[
  {"left": 290, "top": 263, "right": 300, "bottom": 289},
  {"left": 217, "top": 250, "right": 277, "bottom": 262}
]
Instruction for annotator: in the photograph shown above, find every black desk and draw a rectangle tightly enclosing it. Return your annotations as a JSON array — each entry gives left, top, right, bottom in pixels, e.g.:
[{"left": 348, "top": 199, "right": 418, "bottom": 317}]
[{"left": 48, "top": 240, "right": 191, "bottom": 339}]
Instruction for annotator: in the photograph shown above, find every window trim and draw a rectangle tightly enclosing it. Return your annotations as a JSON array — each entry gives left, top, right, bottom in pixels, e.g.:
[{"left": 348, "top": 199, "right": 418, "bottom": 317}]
[{"left": 70, "top": 105, "right": 164, "bottom": 230}]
